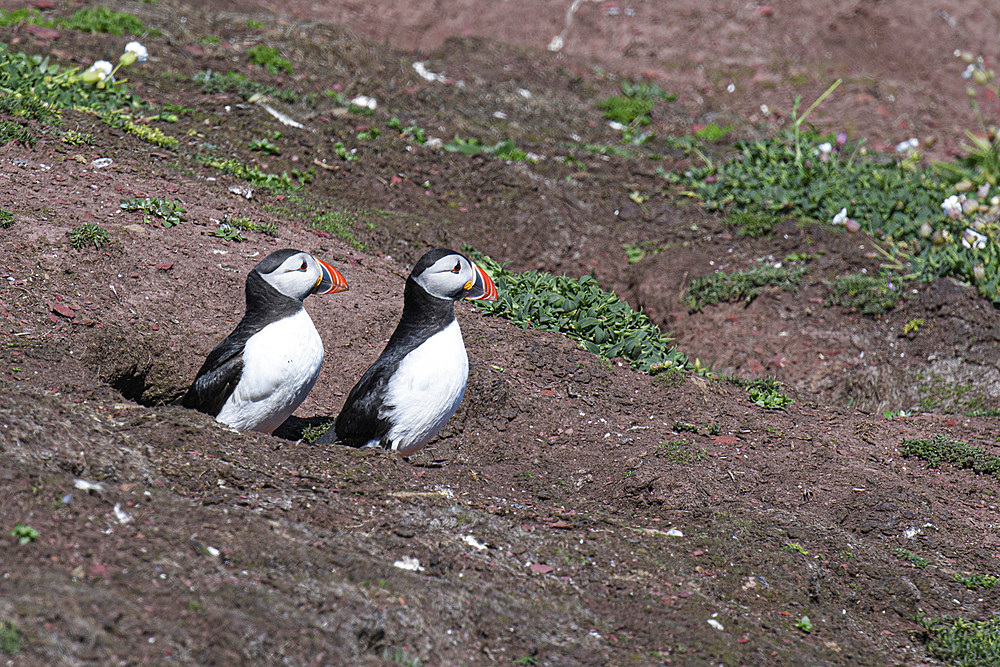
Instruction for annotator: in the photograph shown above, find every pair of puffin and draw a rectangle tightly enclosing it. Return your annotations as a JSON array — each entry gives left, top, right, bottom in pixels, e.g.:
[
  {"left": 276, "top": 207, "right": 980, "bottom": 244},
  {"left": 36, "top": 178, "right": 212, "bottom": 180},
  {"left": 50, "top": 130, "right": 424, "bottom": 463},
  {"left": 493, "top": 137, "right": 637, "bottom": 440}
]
[{"left": 182, "top": 247, "right": 497, "bottom": 456}]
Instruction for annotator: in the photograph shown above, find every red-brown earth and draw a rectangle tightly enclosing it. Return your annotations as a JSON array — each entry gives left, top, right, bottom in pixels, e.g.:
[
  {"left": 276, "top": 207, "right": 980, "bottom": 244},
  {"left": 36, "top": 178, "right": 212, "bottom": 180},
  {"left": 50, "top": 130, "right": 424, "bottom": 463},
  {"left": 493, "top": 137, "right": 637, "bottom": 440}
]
[{"left": 2, "top": 0, "right": 1000, "bottom": 664}]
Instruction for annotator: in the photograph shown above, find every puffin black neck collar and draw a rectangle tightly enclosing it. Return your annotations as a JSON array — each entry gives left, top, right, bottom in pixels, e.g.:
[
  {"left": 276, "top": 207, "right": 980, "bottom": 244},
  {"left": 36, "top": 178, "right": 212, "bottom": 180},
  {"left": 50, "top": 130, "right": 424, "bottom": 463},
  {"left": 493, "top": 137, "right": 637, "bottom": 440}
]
[
  {"left": 245, "top": 270, "right": 304, "bottom": 319},
  {"left": 386, "top": 278, "right": 456, "bottom": 345}
]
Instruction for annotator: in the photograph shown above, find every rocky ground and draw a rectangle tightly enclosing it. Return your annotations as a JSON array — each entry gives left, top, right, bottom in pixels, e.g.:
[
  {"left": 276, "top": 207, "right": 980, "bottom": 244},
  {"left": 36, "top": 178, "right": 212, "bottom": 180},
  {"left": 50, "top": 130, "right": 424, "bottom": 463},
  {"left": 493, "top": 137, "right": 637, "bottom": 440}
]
[{"left": 2, "top": 0, "right": 1000, "bottom": 664}]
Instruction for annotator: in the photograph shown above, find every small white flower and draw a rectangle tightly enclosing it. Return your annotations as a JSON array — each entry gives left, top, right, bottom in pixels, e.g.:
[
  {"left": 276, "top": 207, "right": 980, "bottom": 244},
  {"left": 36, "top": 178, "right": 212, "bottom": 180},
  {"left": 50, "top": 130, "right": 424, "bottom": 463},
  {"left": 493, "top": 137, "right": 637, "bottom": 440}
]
[
  {"left": 350, "top": 95, "right": 377, "bottom": 110},
  {"left": 759, "top": 103, "right": 770, "bottom": 115},
  {"left": 125, "top": 41, "right": 148, "bottom": 63},
  {"left": 962, "top": 228, "right": 987, "bottom": 250},
  {"left": 87, "top": 60, "right": 114, "bottom": 81},
  {"left": 962, "top": 64, "right": 976, "bottom": 79},
  {"left": 726, "top": 83, "right": 736, "bottom": 93},
  {"left": 832, "top": 207, "right": 848, "bottom": 225},
  {"left": 941, "top": 195, "right": 964, "bottom": 219},
  {"left": 895, "top": 137, "right": 919, "bottom": 154}
]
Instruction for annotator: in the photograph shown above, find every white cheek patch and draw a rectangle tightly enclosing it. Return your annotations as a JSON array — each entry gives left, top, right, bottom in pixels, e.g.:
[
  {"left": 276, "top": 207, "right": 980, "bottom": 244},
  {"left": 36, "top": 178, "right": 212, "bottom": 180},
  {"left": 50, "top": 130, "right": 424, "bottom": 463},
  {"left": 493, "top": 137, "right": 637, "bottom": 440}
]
[
  {"left": 260, "top": 255, "right": 318, "bottom": 300},
  {"left": 415, "top": 256, "right": 475, "bottom": 299}
]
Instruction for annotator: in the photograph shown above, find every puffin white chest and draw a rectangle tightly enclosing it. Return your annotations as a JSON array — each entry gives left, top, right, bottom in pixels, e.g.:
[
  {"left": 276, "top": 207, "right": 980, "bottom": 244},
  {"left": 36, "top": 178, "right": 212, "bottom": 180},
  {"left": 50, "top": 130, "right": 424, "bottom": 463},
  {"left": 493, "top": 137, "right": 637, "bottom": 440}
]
[
  {"left": 216, "top": 309, "right": 324, "bottom": 433},
  {"left": 381, "top": 320, "right": 468, "bottom": 454}
]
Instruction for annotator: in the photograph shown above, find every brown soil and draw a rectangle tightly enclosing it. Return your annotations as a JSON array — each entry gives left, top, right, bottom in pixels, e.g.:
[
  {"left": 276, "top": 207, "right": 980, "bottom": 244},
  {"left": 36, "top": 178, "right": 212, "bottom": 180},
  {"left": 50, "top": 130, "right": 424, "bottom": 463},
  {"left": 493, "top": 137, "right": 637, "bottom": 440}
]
[{"left": 2, "top": 0, "right": 1000, "bottom": 664}]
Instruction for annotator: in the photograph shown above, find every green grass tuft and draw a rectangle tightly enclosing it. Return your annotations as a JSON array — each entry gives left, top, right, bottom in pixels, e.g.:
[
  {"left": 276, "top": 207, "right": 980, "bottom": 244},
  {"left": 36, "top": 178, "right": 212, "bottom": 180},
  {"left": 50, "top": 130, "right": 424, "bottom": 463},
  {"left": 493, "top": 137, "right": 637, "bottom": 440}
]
[
  {"left": 57, "top": 7, "right": 152, "bottom": 35},
  {"left": 247, "top": 45, "right": 293, "bottom": 75},
  {"left": 684, "top": 262, "right": 809, "bottom": 312},
  {"left": 0, "top": 120, "right": 34, "bottom": 146},
  {"left": 825, "top": 272, "right": 905, "bottom": 315},
  {"left": 894, "top": 548, "right": 929, "bottom": 568},
  {"left": 919, "top": 614, "right": 1000, "bottom": 665},
  {"left": 0, "top": 621, "right": 21, "bottom": 656},
  {"left": 0, "top": 207, "right": 14, "bottom": 228},
  {"left": 68, "top": 222, "right": 109, "bottom": 249},
  {"left": 745, "top": 376, "right": 794, "bottom": 410},
  {"left": 193, "top": 70, "right": 301, "bottom": 103},
  {"left": 900, "top": 434, "right": 1000, "bottom": 477},
  {"left": 728, "top": 210, "right": 782, "bottom": 238},
  {"left": 955, "top": 573, "right": 999, "bottom": 590},
  {"left": 120, "top": 197, "right": 186, "bottom": 228}
]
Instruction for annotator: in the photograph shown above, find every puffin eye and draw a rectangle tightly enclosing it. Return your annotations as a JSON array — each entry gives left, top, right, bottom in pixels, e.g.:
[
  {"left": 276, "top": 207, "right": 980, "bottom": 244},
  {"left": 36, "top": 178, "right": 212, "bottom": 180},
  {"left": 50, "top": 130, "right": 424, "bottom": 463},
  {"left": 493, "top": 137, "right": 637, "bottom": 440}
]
[
  {"left": 298, "top": 260, "right": 308, "bottom": 271},
  {"left": 450, "top": 261, "right": 462, "bottom": 274}
]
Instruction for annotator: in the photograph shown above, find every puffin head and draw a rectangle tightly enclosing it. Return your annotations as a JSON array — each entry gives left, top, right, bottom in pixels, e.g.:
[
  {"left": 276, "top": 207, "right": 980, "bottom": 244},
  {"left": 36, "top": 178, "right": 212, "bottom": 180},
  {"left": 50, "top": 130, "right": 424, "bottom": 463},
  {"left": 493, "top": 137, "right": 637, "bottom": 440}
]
[
  {"left": 254, "top": 249, "right": 349, "bottom": 301},
  {"left": 410, "top": 248, "right": 498, "bottom": 302}
]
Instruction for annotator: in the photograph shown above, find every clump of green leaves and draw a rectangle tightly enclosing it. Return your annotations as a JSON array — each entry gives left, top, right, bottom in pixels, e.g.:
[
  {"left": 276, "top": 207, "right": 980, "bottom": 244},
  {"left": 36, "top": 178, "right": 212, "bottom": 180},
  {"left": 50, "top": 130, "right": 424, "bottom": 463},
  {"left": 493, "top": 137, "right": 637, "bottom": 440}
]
[
  {"left": 0, "top": 91, "right": 59, "bottom": 123},
  {"left": 657, "top": 440, "right": 705, "bottom": 464},
  {"left": 387, "top": 116, "right": 427, "bottom": 144},
  {"left": 0, "top": 45, "right": 143, "bottom": 115},
  {"left": 598, "top": 80, "right": 673, "bottom": 126},
  {"left": 301, "top": 421, "right": 334, "bottom": 444},
  {"left": 900, "top": 434, "right": 1000, "bottom": 477},
  {"left": 120, "top": 196, "right": 186, "bottom": 227},
  {"left": 247, "top": 45, "right": 293, "bottom": 75},
  {"left": 249, "top": 137, "right": 280, "bottom": 155},
  {"left": 782, "top": 542, "right": 808, "bottom": 555},
  {"left": 0, "top": 620, "right": 21, "bottom": 656},
  {"left": 0, "top": 8, "right": 40, "bottom": 28},
  {"left": 68, "top": 222, "right": 110, "bottom": 249},
  {"left": 332, "top": 141, "right": 359, "bottom": 162},
  {"left": 10, "top": 523, "right": 38, "bottom": 544},
  {"left": 728, "top": 210, "right": 781, "bottom": 238},
  {"left": 685, "top": 131, "right": 950, "bottom": 234},
  {"left": 210, "top": 225, "right": 245, "bottom": 242},
  {"left": 219, "top": 214, "right": 278, "bottom": 237},
  {"left": 443, "top": 137, "right": 528, "bottom": 161},
  {"left": 743, "top": 376, "right": 793, "bottom": 410},
  {"left": 684, "top": 262, "right": 809, "bottom": 312},
  {"left": 825, "top": 272, "right": 906, "bottom": 315},
  {"left": 99, "top": 111, "right": 179, "bottom": 150},
  {"left": 61, "top": 129, "right": 95, "bottom": 146},
  {"left": 0, "top": 120, "right": 35, "bottom": 146},
  {"left": 694, "top": 123, "right": 732, "bottom": 143},
  {"left": 955, "top": 573, "right": 999, "bottom": 590},
  {"left": 193, "top": 70, "right": 300, "bottom": 104},
  {"left": 0, "top": 207, "right": 14, "bottom": 228},
  {"left": 466, "top": 251, "right": 690, "bottom": 373},
  {"left": 795, "top": 616, "right": 813, "bottom": 633},
  {"left": 197, "top": 156, "right": 305, "bottom": 189},
  {"left": 919, "top": 614, "right": 1000, "bottom": 665},
  {"left": 598, "top": 95, "right": 654, "bottom": 126},
  {"left": 894, "top": 548, "right": 929, "bottom": 568},
  {"left": 57, "top": 7, "right": 153, "bottom": 35},
  {"left": 622, "top": 241, "right": 665, "bottom": 264}
]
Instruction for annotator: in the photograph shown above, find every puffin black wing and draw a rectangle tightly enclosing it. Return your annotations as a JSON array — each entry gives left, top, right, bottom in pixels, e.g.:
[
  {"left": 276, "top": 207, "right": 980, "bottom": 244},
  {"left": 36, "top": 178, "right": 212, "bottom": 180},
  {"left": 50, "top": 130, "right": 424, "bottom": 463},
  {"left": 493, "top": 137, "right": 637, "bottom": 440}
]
[
  {"left": 325, "top": 357, "right": 397, "bottom": 447},
  {"left": 181, "top": 337, "right": 245, "bottom": 417}
]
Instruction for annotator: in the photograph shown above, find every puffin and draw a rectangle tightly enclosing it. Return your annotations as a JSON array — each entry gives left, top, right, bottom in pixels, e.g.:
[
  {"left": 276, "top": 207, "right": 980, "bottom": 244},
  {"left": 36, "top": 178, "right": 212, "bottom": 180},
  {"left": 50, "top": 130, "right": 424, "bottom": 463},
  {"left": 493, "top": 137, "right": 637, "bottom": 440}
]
[
  {"left": 318, "top": 248, "right": 498, "bottom": 455},
  {"left": 182, "top": 248, "right": 349, "bottom": 433}
]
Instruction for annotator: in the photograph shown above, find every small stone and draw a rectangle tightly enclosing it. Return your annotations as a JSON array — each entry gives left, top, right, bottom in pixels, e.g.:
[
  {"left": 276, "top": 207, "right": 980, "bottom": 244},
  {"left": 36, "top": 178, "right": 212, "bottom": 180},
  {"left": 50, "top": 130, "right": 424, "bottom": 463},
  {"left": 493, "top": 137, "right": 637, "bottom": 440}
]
[
  {"left": 25, "top": 24, "right": 59, "bottom": 40},
  {"left": 529, "top": 563, "right": 555, "bottom": 574},
  {"left": 51, "top": 303, "right": 75, "bottom": 318}
]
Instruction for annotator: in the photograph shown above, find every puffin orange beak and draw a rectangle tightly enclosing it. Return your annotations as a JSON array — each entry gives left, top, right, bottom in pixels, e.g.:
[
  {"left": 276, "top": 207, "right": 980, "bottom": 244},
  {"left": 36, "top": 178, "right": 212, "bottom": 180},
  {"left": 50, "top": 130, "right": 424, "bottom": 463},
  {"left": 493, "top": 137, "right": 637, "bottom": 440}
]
[
  {"left": 314, "top": 259, "right": 349, "bottom": 295},
  {"left": 465, "top": 262, "right": 498, "bottom": 301}
]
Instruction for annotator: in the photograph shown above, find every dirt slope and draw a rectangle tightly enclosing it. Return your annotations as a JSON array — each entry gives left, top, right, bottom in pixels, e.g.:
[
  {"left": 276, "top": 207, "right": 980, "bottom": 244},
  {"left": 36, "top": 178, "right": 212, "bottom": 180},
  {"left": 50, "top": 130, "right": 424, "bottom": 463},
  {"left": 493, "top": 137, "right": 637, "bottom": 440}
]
[{"left": 2, "top": 0, "right": 1000, "bottom": 664}]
